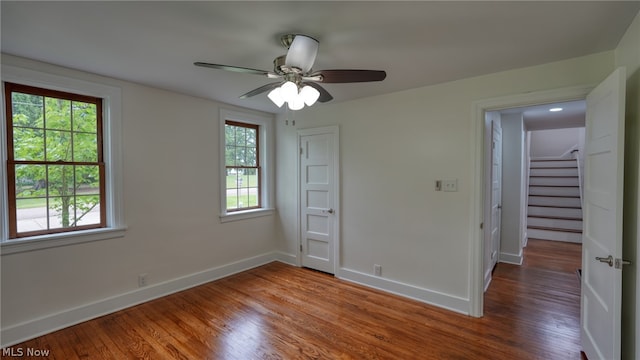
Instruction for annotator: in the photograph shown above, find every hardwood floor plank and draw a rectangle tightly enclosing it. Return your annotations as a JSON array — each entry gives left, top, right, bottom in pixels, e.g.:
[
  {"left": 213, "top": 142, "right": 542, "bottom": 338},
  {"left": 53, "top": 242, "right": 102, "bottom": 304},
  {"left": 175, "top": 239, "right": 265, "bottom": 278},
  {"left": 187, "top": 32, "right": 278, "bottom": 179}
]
[{"left": 1, "top": 239, "right": 582, "bottom": 359}]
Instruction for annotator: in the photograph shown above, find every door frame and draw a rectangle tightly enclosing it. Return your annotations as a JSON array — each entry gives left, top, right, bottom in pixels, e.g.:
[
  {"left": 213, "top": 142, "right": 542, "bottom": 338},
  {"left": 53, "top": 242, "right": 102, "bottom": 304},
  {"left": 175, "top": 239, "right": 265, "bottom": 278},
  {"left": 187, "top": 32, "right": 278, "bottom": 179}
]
[
  {"left": 296, "top": 125, "right": 340, "bottom": 275},
  {"left": 469, "top": 84, "right": 594, "bottom": 317}
]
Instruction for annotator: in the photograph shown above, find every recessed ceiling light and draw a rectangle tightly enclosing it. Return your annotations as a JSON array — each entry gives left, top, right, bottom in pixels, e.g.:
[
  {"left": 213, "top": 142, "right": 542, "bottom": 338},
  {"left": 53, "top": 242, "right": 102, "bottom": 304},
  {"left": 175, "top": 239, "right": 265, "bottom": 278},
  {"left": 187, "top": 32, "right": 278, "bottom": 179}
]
[{"left": 549, "top": 107, "right": 563, "bottom": 112}]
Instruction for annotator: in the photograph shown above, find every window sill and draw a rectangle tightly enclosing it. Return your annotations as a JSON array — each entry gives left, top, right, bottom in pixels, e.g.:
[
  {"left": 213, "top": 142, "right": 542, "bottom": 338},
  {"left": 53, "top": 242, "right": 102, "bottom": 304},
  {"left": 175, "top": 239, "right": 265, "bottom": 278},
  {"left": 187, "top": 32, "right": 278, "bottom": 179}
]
[
  {"left": 219, "top": 208, "right": 275, "bottom": 223},
  {"left": 1, "top": 227, "right": 127, "bottom": 256}
]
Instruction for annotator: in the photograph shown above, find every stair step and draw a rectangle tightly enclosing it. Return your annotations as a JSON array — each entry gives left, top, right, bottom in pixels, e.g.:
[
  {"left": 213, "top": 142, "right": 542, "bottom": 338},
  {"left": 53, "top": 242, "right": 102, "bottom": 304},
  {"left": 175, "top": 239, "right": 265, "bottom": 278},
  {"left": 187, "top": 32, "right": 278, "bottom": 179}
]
[
  {"left": 530, "top": 159, "right": 578, "bottom": 168},
  {"left": 528, "top": 196, "right": 581, "bottom": 207},
  {"left": 529, "top": 186, "right": 580, "bottom": 197},
  {"left": 528, "top": 206, "right": 583, "bottom": 218},
  {"left": 530, "top": 168, "right": 579, "bottom": 177},
  {"left": 528, "top": 225, "right": 582, "bottom": 233},
  {"left": 527, "top": 214, "right": 583, "bottom": 221},
  {"left": 527, "top": 227, "right": 583, "bottom": 243},
  {"left": 529, "top": 177, "right": 581, "bottom": 186},
  {"left": 527, "top": 217, "right": 583, "bottom": 231}
]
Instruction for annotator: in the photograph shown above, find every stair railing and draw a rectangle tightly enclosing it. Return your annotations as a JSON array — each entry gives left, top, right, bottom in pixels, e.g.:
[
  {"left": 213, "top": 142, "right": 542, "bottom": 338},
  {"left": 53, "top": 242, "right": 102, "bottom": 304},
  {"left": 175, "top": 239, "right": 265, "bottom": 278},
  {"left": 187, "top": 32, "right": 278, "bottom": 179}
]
[{"left": 571, "top": 149, "right": 584, "bottom": 209}]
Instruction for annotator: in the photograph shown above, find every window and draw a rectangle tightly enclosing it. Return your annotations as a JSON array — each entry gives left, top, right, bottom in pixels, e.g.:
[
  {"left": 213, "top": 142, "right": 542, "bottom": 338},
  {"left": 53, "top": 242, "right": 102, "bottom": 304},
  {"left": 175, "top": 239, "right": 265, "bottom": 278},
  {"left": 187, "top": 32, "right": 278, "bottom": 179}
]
[
  {"left": 225, "top": 121, "right": 260, "bottom": 211},
  {"left": 5, "top": 83, "right": 105, "bottom": 238},
  {"left": 219, "top": 109, "right": 273, "bottom": 221},
  {"left": 1, "top": 64, "right": 125, "bottom": 254}
]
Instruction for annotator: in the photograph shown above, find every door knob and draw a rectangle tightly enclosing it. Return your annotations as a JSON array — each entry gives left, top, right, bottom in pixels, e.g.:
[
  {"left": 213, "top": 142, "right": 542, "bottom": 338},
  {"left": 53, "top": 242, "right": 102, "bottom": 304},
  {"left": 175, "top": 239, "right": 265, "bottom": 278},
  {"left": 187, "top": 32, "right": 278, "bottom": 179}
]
[
  {"left": 327, "top": 208, "right": 334, "bottom": 214},
  {"left": 595, "top": 255, "right": 614, "bottom": 267}
]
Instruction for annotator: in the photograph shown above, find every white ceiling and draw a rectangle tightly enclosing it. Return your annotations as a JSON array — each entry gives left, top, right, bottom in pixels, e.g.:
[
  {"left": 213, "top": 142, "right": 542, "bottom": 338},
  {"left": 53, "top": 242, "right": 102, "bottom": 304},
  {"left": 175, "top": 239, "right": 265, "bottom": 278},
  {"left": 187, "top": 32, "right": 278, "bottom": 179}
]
[
  {"left": 501, "top": 100, "right": 586, "bottom": 130},
  {"left": 2, "top": 1, "right": 639, "bottom": 114}
]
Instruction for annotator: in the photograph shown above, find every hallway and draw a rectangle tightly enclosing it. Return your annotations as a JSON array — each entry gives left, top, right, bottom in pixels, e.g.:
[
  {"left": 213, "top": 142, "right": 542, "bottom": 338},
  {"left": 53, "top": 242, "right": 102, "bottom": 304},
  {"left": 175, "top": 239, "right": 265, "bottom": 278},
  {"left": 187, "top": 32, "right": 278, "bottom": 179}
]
[{"left": 485, "top": 238, "right": 583, "bottom": 358}]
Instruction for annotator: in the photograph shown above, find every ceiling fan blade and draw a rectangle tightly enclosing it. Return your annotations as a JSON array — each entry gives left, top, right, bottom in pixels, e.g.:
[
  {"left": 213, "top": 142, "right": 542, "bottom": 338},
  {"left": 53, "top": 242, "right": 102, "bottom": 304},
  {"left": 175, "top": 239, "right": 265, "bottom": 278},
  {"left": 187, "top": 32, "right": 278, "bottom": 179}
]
[
  {"left": 302, "top": 82, "right": 333, "bottom": 103},
  {"left": 239, "top": 82, "right": 282, "bottom": 99},
  {"left": 194, "top": 62, "right": 271, "bottom": 76},
  {"left": 312, "top": 69, "right": 387, "bottom": 83},
  {"left": 285, "top": 35, "right": 318, "bottom": 73}
]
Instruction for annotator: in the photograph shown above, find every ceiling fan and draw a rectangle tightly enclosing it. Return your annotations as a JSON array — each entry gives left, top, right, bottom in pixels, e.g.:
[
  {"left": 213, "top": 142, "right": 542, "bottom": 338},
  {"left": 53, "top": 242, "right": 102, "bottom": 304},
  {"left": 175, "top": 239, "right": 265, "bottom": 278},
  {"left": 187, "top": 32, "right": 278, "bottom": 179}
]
[{"left": 194, "top": 34, "right": 387, "bottom": 110}]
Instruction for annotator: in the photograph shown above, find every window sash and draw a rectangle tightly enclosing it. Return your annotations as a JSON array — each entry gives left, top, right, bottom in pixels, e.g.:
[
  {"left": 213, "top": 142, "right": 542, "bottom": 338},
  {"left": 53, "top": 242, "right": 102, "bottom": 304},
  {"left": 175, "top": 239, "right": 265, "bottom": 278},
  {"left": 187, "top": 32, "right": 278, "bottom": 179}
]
[
  {"left": 5, "top": 82, "right": 106, "bottom": 238},
  {"left": 225, "top": 120, "right": 261, "bottom": 212}
]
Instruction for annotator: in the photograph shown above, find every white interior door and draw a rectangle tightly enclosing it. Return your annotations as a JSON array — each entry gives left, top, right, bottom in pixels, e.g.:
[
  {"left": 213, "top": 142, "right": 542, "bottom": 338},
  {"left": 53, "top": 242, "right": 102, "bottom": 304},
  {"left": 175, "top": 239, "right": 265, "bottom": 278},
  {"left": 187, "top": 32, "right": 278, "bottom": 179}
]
[
  {"left": 490, "top": 120, "right": 503, "bottom": 271},
  {"left": 581, "top": 67, "right": 626, "bottom": 360},
  {"left": 299, "top": 126, "right": 339, "bottom": 274}
]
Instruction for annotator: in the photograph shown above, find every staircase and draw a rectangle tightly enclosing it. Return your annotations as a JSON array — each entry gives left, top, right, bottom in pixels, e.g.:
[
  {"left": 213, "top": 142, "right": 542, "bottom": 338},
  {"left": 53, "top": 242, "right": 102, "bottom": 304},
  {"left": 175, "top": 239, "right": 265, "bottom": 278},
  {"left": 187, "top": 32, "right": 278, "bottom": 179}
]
[{"left": 527, "top": 158, "right": 583, "bottom": 243}]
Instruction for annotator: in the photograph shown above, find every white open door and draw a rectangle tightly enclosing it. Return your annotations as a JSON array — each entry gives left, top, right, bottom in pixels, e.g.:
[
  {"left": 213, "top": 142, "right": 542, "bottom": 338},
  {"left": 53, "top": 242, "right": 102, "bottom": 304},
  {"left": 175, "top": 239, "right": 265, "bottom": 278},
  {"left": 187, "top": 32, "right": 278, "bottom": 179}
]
[
  {"left": 581, "top": 67, "right": 626, "bottom": 360},
  {"left": 490, "top": 120, "right": 503, "bottom": 272},
  {"left": 299, "top": 126, "right": 339, "bottom": 274}
]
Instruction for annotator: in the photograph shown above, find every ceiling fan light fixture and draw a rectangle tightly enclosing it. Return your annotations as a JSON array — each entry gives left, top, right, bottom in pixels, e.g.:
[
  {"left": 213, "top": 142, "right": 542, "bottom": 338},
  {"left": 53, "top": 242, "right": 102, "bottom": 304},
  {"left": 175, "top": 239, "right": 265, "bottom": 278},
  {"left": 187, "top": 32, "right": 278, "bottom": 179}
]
[
  {"left": 267, "top": 87, "right": 285, "bottom": 107},
  {"left": 280, "top": 81, "right": 298, "bottom": 103},
  {"left": 285, "top": 35, "right": 319, "bottom": 73},
  {"left": 288, "top": 95, "right": 305, "bottom": 111},
  {"left": 300, "top": 85, "right": 320, "bottom": 106}
]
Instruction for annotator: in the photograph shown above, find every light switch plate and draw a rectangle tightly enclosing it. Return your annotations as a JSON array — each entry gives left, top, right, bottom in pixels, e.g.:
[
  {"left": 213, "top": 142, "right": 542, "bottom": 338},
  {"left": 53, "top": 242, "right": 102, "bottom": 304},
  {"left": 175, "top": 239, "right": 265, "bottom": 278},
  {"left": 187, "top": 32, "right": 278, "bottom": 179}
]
[{"left": 442, "top": 179, "right": 458, "bottom": 192}]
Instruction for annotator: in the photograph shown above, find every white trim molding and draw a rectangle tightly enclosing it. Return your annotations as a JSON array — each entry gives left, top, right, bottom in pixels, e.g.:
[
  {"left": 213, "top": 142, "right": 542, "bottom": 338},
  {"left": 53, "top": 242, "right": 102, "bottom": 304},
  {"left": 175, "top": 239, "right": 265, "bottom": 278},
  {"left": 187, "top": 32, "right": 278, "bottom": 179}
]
[
  {"left": 0, "top": 252, "right": 285, "bottom": 348},
  {"left": 0, "top": 64, "right": 126, "bottom": 254},
  {"left": 218, "top": 108, "right": 275, "bottom": 222},
  {"left": 469, "top": 84, "right": 594, "bottom": 317},
  {"left": 338, "top": 268, "right": 469, "bottom": 315}
]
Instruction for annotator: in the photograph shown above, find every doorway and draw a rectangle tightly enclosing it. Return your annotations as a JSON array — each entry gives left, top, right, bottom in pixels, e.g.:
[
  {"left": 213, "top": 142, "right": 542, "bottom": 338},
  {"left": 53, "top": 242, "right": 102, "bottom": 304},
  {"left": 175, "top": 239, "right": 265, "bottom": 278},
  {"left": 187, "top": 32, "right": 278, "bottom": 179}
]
[
  {"left": 469, "top": 84, "right": 594, "bottom": 317},
  {"left": 297, "top": 126, "right": 340, "bottom": 274},
  {"left": 482, "top": 100, "right": 586, "bottom": 292}
]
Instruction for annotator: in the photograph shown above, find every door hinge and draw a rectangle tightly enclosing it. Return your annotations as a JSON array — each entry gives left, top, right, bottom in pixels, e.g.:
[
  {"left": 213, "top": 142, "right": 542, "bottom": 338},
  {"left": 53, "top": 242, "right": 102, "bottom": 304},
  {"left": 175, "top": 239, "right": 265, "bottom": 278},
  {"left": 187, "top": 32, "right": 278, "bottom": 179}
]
[
  {"left": 615, "top": 258, "right": 632, "bottom": 269},
  {"left": 300, "top": 244, "right": 303, "bottom": 252},
  {"left": 480, "top": 222, "right": 484, "bottom": 230},
  {"left": 300, "top": 147, "right": 303, "bottom": 155}
]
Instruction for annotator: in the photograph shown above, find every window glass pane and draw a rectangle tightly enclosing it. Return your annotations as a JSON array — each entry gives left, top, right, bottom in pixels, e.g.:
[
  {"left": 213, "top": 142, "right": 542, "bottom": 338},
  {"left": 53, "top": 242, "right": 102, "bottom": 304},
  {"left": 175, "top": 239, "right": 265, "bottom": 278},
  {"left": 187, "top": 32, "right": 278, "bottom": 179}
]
[
  {"left": 46, "top": 130, "right": 72, "bottom": 161},
  {"left": 47, "top": 165, "right": 75, "bottom": 197},
  {"left": 225, "top": 145, "right": 236, "bottom": 166},
  {"left": 73, "top": 132, "right": 98, "bottom": 162},
  {"left": 12, "top": 93, "right": 43, "bottom": 128},
  {"left": 16, "top": 199, "right": 47, "bottom": 234},
  {"left": 234, "top": 126, "right": 246, "bottom": 146},
  {"left": 246, "top": 128, "right": 256, "bottom": 146},
  {"left": 72, "top": 102, "right": 97, "bottom": 133},
  {"left": 49, "top": 196, "right": 74, "bottom": 229},
  {"left": 15, "top": 164, "right": 47, "bottom": 198},
  {"left": 13, "top": 127, "right": 44, "bottom": 161},
  {"left": 247, "top": 168, "right": 259, "bottom": 187},
  {"left": 75, "top": 195, "right": 101, "bottom": 226},
  {"left": 76, "top": 165, "right": 100, "bottom": 195},
  {"left": 44, "top": 97, "right": 71, "bottom": 131},
  {"left": 246, "top": 147, "right": 257, "bottom": 167},
  {"left": 235, "top": 146, "right": 246, "bottom": 166}
]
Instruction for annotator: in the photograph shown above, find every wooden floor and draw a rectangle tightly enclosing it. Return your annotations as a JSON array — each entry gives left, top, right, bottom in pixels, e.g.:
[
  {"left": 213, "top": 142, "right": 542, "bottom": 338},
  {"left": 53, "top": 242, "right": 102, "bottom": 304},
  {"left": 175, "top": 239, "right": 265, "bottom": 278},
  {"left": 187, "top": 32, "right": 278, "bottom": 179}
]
[{"left": 2, "top": 239, "right": 582, "bottom": 359}]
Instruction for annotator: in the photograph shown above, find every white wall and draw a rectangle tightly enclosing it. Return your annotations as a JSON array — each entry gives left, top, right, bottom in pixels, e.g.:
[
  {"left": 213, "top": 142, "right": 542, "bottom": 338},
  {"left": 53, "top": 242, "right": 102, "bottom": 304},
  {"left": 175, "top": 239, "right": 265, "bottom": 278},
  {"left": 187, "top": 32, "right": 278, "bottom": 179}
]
[
  {"left": 275, "top": 51, "right": 614, "bottom": 313},
  {"left": 500, "top": 113, "right": 525, "bottom": 264},
  {"left": 615, "top": 10, "right": 640, "bottom": 360},
  {"left": 529, "top": 127, "right": 583, "bottom": 158},
  {"left": 0, "top": 54, "right": 278, "bottom": 346}
]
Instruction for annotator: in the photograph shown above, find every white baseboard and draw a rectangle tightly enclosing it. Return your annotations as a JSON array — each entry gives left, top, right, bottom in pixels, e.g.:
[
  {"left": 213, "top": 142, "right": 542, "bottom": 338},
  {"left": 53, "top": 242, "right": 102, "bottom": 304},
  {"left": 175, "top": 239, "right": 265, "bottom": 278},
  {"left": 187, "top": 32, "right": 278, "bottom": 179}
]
[
  {"left": 499, "top": 251, "right": 523, "bottom": 265},
  {"left": 273, "top": 251, "right": 297, "bottom": 266},
  {"left": 337, "top": 268, "right": 469, "bottom": 315},
  {"left": 1, "top": 251, "right": 281, "bottom": 348}
]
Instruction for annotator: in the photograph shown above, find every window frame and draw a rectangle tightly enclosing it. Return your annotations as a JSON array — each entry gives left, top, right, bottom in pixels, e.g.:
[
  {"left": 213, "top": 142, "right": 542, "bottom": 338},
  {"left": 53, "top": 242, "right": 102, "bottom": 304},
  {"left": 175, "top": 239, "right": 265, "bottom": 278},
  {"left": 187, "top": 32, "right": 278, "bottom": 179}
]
[
  {"left": 224, "top": 120, "right": 261, "bottom": 212},
  {"left": 1, "top": 64, "right": 125, "bottom": 255},
  {"left": 219, "top": 109, "right": 274, "bottom": 222},
  {"left": 5, "top": 82, "right": 107, "bottom": 238}
]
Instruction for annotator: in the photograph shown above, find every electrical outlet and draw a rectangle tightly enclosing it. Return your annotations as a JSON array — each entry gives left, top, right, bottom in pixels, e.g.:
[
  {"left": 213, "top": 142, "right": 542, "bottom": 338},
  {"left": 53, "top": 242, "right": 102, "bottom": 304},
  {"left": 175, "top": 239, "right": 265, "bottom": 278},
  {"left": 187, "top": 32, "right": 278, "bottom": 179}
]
[
  {"left": 138, "top": 273, "right": 148, "bottom": 287},
  {"left": 442, "top": 179, "right": 458, "bottom": 192},
  {"left": 374, "top": 264, "right": 382, "bottom": 276}
]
